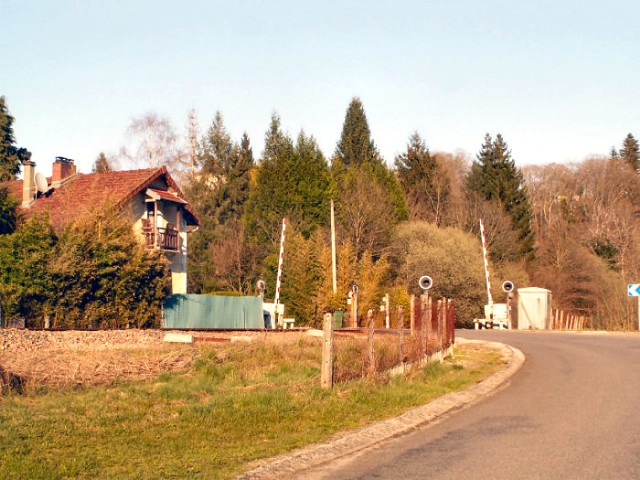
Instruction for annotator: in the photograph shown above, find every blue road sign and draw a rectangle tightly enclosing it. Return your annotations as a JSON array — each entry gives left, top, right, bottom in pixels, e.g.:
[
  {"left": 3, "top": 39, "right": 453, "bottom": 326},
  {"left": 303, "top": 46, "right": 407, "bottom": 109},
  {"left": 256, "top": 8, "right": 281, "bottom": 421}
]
[{"left": 628, "top": 284, "right": 640, "bottom": 296}]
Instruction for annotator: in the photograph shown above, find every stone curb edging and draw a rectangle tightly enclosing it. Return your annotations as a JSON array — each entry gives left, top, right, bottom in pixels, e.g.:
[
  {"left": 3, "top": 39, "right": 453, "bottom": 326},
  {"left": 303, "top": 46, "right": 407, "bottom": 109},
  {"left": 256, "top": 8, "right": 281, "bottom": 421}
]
[{"left": 236, "top": 338, "right": 525, "bottom": 480}]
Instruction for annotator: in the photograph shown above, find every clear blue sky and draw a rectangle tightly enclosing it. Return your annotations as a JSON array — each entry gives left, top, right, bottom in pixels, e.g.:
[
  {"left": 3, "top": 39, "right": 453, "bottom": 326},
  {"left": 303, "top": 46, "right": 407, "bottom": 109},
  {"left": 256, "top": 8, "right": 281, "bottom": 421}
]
[{"left": 2, "top": 0, "right": 639, "bottom": 175}]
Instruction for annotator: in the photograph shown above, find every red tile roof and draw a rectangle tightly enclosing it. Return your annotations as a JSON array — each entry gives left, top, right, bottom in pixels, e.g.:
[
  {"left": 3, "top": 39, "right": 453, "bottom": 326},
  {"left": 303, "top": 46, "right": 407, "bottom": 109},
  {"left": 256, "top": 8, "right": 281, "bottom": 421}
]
[
  {"left": 0, "top": 167, "right": 200, "bottom": 231},
  {"left": 147, "top": 188, "right": 188, "bottom": 204}
]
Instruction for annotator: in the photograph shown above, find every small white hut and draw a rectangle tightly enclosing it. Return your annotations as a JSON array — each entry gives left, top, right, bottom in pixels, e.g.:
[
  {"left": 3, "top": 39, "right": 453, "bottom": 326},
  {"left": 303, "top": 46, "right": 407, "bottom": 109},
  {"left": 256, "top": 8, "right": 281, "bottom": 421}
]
[{"left": 517, "top": 287, "right": 552, "bottom": 330}]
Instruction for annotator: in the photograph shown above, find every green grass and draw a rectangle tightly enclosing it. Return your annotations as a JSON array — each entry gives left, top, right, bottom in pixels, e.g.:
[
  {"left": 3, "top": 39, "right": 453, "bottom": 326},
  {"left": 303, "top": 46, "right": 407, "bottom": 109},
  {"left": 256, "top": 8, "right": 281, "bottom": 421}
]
[{"left": 0, "top": 341, "right": 502, "bottom": 479}]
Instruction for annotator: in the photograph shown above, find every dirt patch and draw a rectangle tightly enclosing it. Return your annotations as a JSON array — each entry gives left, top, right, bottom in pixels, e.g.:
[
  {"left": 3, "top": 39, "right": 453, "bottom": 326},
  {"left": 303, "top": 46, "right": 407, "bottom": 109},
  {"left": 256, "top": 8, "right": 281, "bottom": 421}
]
[{"left": 0, "top": 329, "right": 195, "bottom": 391}]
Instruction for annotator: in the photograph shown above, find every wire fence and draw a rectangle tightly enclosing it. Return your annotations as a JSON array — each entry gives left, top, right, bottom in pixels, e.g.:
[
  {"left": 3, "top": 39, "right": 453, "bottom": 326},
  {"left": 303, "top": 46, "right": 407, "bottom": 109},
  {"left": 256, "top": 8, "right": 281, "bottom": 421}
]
[{"left": 326, "top": 296, "right": 456, "bottom": 385}]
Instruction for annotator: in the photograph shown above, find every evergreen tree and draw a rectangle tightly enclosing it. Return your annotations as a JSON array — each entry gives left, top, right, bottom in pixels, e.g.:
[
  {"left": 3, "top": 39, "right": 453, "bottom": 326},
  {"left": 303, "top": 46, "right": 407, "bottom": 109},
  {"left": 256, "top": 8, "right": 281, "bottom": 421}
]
[
  {"left": 0, "top": 212, "right": 169, "bottom": 328},
  {"left": 609, "top": 146, "right": 619, "bottom": 159},
  {"left": 200, "top": 111, "right": 231, "bottom": 178},
  {"left": 0, "top": 96, "right": 30, "bottom": 181},
  {"left": 246, "top": 116, "right": 331, "bottom": 244},
  {"left": 186, "top": 112, "right": 256, "bottom": 293},
  {"left": 334, "top": 97, "right": 378, "bottom": 167},
  {"left": 293, "top": 131, "right": 333, "bottom": 234},
  {"left": 332, "top": 98, "right": 407, "bottom": 220},
  {"left": 369, "top": 159, "right": 408, "bottom": 222},
  {"left": 467, "top": 133, "right": 534, "bottom": 259},
  {"left": 620, "top": 133, "right": 640, "bottom": 171},
  {"left": 0, "top": 187, "right": 19, "bottom": 234},
  {"left": 263, "top": 113, "right": 289, "bottom": 164},
  {"left": 332, "top": 98, "right": 407, "bottom": 260},
  {"left": 188, "top": 111, "right": 254, "bottom": 224},
  {"left": 225, "top": 132, "right": 254, "bottom": 220},
  {"left": 0, "top": 215, "right": 56, "bottom": 324},
  {"left": 395, "top": 132, "right": 450, "bottom": 225},
  {"left": 92, "top": 152, "right": 113, "bottom": 173}
]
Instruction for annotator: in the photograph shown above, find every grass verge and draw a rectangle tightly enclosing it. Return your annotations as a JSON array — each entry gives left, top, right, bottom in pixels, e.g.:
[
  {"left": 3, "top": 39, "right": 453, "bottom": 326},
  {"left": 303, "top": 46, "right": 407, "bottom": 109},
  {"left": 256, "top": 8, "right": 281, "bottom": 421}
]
[{"left": 0, "top": 341, "right": 503, "bottom": 479}]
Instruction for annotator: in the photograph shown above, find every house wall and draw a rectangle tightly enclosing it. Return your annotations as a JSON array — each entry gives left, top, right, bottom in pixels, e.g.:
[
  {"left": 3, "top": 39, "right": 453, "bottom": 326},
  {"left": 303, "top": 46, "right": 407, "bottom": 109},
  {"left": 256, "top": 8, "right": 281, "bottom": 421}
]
[
  {"left": 128, "top": 191, "right": 189, "bottom": 295},
  {"left": 130, "top": 194, "right": 147, "bottom": 239},
  {"left": 171, "top": 215, "right": 188, "bottom": 295},
  {"left": 163, "top": 202, "right": 188, "bottom": 295}
]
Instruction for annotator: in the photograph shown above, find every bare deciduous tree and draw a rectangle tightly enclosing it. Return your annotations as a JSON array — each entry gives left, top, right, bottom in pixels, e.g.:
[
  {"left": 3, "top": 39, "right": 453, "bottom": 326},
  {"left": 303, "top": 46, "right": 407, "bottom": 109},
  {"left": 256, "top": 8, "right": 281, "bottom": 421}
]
[
  {"left": 120, "top": 112, "right": 184, "bottom": 172},
  {"left": 337, "top": 168, "right": 397, "bottom": 260}
]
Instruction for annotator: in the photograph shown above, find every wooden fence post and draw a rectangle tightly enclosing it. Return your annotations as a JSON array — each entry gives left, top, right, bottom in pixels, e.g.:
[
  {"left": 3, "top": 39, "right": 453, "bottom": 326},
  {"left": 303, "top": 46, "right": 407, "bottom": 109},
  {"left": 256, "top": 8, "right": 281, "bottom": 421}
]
[
  {"left": 410, "top": 295, "right": 415, "bottom": 336},
  {"left": 321, "top": 312, "right": 334, "bottom": 389},
  {"left": 441, "top": 300, "right": 447, "bottom": 352},
  {"left": 397, "top": 305, "right": 405, "bottom": 363},
  {"left": 447, "top": 300, "right": 453, "bottom": 347},
  {"left": 450, "top": 300, "right": 456, "bottom": 346},
  {"left": 431, "top": 296, "right": 436, "bottom": 356},
  {"left": 420, "top": 295, "right": 428, "bottom": 356},
  {"left": 437, "top": 299, "right": 443, "bottom": 356},
  {"left": 367, "top": 309, "right": 375, "bottom": 377}
]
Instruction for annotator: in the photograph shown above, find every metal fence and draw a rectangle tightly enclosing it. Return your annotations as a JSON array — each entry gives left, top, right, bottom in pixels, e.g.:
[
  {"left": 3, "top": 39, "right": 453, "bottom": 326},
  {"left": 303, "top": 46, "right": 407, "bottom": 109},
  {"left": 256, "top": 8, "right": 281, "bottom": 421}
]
[{"left": 163, "top": 294, "right": 264, "bottom": 329}]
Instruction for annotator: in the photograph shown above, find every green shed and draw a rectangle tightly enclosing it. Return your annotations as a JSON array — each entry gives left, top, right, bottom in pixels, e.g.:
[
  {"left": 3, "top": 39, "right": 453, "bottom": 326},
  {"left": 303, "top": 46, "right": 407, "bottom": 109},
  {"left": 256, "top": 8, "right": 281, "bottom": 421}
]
[{"left": 163, "top": 294, "right": 264, "bottom": 329}]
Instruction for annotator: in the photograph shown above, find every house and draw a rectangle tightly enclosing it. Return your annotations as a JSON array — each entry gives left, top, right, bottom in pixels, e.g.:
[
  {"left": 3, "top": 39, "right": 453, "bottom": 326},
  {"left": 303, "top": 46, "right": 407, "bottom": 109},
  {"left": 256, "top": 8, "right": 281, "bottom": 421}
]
[{"left": 1, "top": 157, "right": 201, "bottom": 294}]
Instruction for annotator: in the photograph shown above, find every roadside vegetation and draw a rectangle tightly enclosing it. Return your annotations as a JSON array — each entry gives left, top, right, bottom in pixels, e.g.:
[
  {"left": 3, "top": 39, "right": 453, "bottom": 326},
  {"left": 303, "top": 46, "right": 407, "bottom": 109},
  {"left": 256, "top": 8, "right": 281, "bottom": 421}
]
[
  {"left": 0, "top": 211, "right": 169, "bottom": 329},
  {"left": 0, "top": 341, "right": 503, "bottom": 479},
  {"left": 2, "top": 95, "right": 640, "bottom": 328}
]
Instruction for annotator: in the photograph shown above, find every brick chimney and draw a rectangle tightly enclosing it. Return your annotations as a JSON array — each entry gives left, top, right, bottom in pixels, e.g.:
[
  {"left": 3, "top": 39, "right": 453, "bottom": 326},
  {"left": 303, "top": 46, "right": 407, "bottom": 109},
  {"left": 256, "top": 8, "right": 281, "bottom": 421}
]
[
  {"left": 52, "top": 156, "right": 77, "bottom": 188},
  {"left": 22, "top": 159, "right": 36, "bottom": 207}
]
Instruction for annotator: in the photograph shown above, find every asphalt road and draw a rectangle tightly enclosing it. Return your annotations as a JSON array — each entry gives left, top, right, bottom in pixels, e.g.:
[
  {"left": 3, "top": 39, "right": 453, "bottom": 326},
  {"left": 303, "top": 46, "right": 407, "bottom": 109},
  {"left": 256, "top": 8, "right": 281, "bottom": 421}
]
[{"left": 298, "top": 330, "right": 640, "bottom": 480}]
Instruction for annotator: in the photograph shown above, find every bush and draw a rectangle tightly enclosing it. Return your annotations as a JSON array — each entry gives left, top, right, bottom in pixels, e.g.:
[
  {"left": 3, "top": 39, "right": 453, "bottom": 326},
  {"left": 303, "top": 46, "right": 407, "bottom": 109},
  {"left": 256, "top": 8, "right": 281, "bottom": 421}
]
[
  {"left": 390, "top": 221, "right": 487, "bottom": 326},
  {"left": 0, "top": 211, "right": 170, "bottom": 328}
]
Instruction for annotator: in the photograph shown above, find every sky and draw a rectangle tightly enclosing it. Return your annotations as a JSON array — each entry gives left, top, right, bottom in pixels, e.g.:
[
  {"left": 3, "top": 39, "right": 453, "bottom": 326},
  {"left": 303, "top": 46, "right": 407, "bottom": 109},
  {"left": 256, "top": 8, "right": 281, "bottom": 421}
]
[{"left": 2, "top": 0, "right": 639, "bottom": 176}]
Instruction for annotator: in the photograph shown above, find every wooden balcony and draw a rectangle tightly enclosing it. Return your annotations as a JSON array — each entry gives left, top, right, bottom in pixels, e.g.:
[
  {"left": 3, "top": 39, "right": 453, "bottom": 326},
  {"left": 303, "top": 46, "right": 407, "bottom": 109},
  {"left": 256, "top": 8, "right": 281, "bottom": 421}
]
[{"left": 142, "top": 219, "right": 179, "bottom": 252}]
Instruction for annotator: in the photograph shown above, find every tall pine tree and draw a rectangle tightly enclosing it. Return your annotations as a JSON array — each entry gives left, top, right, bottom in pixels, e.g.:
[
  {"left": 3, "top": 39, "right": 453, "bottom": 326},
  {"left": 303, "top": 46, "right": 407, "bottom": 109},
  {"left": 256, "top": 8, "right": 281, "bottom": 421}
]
[
  {"left": 332, "top": 98, "right": 407, "bottom": 259},
  {"left": 186, "top": 112, "right": 256, "bottom": 293},
  {"left": 187, "top": 111, "right": 254, "bottom": 224},
  {"left": 225, "top": 132, "right": 254, "bottom": 220},
  {"left": 395, "top": 132, "right": 450, "bottom": 225},
  {"left": 620, "top": 133, "right": 640, "bottom": 171},
  {"left": 334, "top": 97, "right": 378, "bottom": 167},
  {"left": 246, "top": 114, "right": 331, "bottom": 243},
  {"left": 467, "top": 133, "right": 534, "bottom": 260},
  {"left": 0, "top": 96, "right": 30, "bottom": 181}
]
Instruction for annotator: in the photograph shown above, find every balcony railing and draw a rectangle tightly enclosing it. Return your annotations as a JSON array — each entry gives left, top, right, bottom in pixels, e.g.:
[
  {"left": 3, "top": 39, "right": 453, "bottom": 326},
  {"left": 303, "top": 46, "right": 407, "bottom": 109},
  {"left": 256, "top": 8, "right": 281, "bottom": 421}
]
[{"left": 142, "top": 220, "right": 179, "bottom": 251}]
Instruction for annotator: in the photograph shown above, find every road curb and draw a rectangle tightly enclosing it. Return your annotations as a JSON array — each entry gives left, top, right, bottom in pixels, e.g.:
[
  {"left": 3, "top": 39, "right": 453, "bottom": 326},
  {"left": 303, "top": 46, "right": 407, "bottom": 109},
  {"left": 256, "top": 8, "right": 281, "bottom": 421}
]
[{"left": 236, "top": 338, "right": 525, "bottom": 479}]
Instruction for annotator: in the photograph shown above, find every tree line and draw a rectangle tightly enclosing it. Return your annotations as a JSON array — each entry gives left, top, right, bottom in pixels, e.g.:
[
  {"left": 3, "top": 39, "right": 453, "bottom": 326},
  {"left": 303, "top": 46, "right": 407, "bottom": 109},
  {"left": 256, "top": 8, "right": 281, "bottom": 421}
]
[{"left": 1, "top": 93, "right": 640, "bottom": 329}]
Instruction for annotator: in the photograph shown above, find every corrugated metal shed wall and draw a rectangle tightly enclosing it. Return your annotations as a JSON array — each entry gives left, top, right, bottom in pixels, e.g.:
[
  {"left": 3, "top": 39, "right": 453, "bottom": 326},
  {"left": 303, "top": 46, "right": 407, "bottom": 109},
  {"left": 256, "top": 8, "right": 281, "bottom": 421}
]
[{"left": 163, "top": 294, "right": 264, "bottom": 329}]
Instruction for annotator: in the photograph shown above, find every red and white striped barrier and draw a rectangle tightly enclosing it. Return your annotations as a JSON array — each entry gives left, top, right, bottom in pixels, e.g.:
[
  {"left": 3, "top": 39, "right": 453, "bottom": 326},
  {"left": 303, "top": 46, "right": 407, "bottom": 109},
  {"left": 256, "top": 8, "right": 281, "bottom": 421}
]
[
  {"left": 273, "top": 218, "right": 287, "bottom": 328},
  {"left": 479, "top": 219, "right": 493, "bottom": 307}
]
